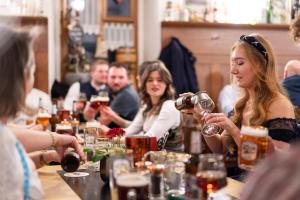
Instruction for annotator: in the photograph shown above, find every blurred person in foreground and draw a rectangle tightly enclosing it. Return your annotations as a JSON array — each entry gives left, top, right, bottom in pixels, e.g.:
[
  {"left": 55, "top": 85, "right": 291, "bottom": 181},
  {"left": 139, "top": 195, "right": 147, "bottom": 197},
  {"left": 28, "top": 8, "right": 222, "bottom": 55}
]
[
  {"left": 84, "top": 63, "right": 139, "bottom": 128},
  {"left": 240, "top": 144, "right": 300, "bottom": 200},
  {"left": 0, "top": 26, "right": 84, "bottom": 200}
]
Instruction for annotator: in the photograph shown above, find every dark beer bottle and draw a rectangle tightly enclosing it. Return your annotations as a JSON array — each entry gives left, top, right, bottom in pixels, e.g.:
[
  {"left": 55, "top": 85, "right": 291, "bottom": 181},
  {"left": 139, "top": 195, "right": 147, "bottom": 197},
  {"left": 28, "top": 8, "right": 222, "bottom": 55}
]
[
  {"left": 175, "top": 94, "right": 198, "bottom": 110},
  {"left": 49, "top": 104, "right": 60, "bottom": 132},
  {"left": 185, "top": 130, "right": 202, "bottom": 200},
  {"left": 61, "top": 150, "right": 80, "bottom": 172},
  {"left": 71, "top": 100, "right": 80, "bottom": 120}
]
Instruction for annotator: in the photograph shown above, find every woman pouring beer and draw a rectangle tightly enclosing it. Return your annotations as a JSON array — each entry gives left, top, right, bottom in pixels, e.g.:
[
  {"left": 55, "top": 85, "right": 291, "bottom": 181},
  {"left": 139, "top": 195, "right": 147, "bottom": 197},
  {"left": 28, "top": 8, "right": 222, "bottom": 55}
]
[{"left": 192, "top": 34, "right": 299, "bottom": 178}]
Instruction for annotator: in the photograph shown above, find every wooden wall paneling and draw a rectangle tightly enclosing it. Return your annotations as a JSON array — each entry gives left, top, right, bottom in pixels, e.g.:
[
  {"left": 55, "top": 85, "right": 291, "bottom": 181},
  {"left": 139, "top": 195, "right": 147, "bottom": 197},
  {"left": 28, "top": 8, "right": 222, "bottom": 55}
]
[
  {"left": 162, "top": 22, "right": 299, "bottom": 107},
  {"left": 0, "top": 16, "right": 49, "bottom": 93}
]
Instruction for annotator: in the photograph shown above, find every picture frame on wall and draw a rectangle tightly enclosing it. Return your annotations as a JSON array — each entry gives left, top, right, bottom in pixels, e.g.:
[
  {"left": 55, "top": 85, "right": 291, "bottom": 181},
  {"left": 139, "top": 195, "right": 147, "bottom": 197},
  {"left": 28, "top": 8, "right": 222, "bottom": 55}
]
[{"left": 102, "top": 0, "right": 136, "bottom": 22}]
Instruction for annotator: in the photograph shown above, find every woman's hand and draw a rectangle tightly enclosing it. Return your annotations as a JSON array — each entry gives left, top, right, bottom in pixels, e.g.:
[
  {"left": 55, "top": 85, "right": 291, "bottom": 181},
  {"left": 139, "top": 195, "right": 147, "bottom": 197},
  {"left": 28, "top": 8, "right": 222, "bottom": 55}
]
[
  {"left": 53, "top": 133, "right": 85, "bottom": 161},
  {"left": 42, "top": 150, "right": 60, "bottom": 164},
  {"left": 203, "top": 112, "right": 238, "bottom": 134}
]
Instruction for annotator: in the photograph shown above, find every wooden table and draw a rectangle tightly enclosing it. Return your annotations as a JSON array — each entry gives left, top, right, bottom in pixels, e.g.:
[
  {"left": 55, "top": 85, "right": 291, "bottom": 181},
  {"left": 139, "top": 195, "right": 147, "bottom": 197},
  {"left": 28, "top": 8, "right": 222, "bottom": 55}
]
[
  {"left": 38, "top": 165, "right": 80, "bottom": 200},
  {"left": 38, "top": 165, "right": 243, "bottom": 199}
]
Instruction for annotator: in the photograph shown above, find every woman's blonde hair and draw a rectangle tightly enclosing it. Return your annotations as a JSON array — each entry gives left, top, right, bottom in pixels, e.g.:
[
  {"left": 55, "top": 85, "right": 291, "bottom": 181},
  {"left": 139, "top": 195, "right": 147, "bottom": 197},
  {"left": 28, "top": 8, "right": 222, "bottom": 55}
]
[
  {"left": 231, "top": 34, "right": 285, "bottom": 125},
  {"left": 139, "top": 60, "right": 175, "bottom": 117}
]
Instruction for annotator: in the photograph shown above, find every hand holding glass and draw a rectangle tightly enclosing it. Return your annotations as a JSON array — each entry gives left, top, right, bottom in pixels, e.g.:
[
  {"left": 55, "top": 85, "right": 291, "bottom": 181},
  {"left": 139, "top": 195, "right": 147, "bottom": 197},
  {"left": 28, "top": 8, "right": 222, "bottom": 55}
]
[{"left": 195, "top": 93, "right": 221, "bottom": 137}]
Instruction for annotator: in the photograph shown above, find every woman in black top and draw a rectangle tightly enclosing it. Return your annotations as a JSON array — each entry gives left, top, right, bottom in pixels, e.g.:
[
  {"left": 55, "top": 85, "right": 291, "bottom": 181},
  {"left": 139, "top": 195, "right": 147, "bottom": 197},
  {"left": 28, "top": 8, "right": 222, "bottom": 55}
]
[{"left": 201, "top": 34, "right": 298, "bottom": 177}]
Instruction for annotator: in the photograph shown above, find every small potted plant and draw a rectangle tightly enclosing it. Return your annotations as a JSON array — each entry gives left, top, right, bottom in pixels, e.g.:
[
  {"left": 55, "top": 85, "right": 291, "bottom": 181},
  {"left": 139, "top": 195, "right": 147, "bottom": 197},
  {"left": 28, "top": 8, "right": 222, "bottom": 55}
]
[{"left": 92, "top": 128, "right": 126, "bottom": 182}]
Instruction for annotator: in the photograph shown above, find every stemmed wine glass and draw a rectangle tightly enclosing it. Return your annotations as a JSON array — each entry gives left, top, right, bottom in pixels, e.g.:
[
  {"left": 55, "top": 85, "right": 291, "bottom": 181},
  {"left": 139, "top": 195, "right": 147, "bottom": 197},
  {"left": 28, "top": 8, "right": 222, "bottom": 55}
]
[
  {"left": 197, "top": 154, "right": 227, "bottom": 200},
  {"left": 195, "top": 92, "right": 221, "bottom": 137}
]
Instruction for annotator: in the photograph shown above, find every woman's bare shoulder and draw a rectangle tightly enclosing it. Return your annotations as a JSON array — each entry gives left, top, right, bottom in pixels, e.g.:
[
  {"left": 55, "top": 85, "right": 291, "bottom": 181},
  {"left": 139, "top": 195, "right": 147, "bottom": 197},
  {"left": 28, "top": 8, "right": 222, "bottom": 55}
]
[{"left": 268, "top": 94, "right": 295, "bottom": 119}]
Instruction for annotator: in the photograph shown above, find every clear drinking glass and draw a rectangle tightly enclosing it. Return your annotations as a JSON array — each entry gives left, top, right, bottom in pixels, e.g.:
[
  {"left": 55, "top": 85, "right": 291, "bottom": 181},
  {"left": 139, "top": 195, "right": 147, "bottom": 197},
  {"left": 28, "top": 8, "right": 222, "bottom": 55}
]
[
  {"left": 75, "top": 92, "right": 87, "bottom": 113},
  {"left": 98, "top": 91, "right": 110, "bottom": 106},
  {"left": 195, "top": 92, "right": 221, "bottom": 137},
  {"left": 197, "top": 154, "right": 227, "bottom": 199}
]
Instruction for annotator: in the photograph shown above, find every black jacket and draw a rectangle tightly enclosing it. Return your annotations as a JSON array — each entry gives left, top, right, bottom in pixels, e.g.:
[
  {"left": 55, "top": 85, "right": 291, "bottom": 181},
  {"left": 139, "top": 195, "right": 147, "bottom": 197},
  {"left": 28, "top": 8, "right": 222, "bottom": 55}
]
[{"left": 159, "top": 37, "right": 198, "bottom": 95}]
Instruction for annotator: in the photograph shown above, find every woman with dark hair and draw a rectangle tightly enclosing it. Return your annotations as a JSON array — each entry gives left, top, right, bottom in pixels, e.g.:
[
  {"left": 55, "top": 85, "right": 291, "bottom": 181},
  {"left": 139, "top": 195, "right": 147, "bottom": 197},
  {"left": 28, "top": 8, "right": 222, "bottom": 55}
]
[
  {"left": 0, "top": 27, "right": 84, "bottom": 199},
  {"left": 125, "top": 60, "right": 181, "bottom": 150}
]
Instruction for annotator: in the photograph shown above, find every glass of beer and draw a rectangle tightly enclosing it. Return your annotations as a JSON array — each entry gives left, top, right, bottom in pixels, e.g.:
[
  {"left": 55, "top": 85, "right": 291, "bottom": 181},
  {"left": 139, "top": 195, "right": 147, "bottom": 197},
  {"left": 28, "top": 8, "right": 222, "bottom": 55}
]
[
  {"left": 126, "top": 135, "right": 151, "bottom": 163},
  {"left": 90, "top": 95, "right": 102, "bottom": 109},
  {"left": 238, "top": 126, "right": 269, "bottom": 170},
  {"left": 196, "top": 154, "right": 227, "bottom": 198},
  {"left": 56, "top": 123, "right": 74, "bottom": 136},
  {"left": 116, "top": 173, "right": 149, "bottom": 200},
  {"left": 36, "top": 111, "right": 51, "bottom": 130},
  {"left": 149, "top": 136, "right": 158, "bottom": 151},
  {"left": 98, "top": 91, "right": 110, "bottom": 106},
  {"left": 57, "top": 109, "right": 70, "bottom": 122},
  {"left": 84, "top": 121, "right": 101, "bottom": 147}
]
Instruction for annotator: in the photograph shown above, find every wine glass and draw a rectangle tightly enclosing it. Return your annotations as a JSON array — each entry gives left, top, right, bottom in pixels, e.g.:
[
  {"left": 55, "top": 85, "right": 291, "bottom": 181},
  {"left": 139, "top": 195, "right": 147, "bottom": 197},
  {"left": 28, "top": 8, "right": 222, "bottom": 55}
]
[
  {"left": 195, "top": 93, "right": 221, "bottom": 137},
  {"left": 197, "top": 154, "right": 227, "bottom": 199}
]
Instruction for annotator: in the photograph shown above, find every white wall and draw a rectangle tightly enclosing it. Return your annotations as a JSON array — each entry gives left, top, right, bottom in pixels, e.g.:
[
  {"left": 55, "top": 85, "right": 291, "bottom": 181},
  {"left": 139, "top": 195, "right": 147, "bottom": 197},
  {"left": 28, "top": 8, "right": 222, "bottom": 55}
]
[
  {"left": 138, "top": 0, "right": 164, "bottom": 64},
  {"left": 45, "top": 0, "right": 61, "bottom": 93}
]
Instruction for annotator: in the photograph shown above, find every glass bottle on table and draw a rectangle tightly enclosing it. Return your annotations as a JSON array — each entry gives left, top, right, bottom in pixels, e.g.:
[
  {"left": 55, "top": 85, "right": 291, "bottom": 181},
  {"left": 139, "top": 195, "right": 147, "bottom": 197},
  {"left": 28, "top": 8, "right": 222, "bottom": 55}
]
[
  {"left": 49, "top": 104, "right": 60, "bottom": 132},
  {"left": 61, "top": 149, "right": 80, "bottom": 172},
  {"left": 185, "top": 127, "right": 202, "bottom": 200},
  {"left": 71, "top": 100, "right": 80, "bottom": 120}
]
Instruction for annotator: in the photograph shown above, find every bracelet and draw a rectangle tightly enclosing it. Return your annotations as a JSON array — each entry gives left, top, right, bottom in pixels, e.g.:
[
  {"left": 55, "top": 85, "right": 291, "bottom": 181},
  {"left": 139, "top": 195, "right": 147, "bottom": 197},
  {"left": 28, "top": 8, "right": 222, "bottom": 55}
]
[{"left": 48, "top": 132, "right": 57, "bottom": 148}]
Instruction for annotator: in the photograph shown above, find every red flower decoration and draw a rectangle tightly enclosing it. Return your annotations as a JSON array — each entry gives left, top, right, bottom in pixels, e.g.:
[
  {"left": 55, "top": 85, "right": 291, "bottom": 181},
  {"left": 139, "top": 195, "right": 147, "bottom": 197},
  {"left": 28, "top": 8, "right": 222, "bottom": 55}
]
[{"left": 106, "top": 128, "right": 125, "bottom": 139}]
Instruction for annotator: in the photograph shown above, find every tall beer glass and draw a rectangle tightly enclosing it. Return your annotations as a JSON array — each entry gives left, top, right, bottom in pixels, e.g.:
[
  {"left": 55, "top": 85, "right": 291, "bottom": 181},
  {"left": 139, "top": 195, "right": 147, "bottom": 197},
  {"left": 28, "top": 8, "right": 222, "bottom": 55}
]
[
  {"left": 36, "top": 111, "right": 51, "bottom": 129},
  {"left": 238, "top": 126, "right": 268, "bottom": 170},
  {"left": 56, "top": 123, "right": 74, "bottom": 136},
  {"left": 125, "top": 135, "right": 150, "bottom": 163},
  {"left": 197, "top": 154, "right": 227, "bottom": 199},
  {"left": 116, "top": 173, "right": 149, "bottom": 200}
]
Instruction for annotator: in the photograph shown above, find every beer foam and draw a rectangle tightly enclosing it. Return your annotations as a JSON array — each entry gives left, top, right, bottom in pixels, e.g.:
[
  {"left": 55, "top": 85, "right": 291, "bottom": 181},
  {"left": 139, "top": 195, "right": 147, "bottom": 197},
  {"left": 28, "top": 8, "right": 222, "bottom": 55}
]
[
  {"left": 85, "top": 121, "right": 101, "bottom": 128},
  {"left": 56, "top": 123, "right": 72, "bottom": 130},
  {"left": 37, "top": 112, "right": 51, "bottom": 118},
  {"left": 90, "top": 96, "right": 109, "bottom": 102},
  {"left": 240, "top": 126, "right": 268, "bottom": 137},
  {"left": 116, "top": 173, "right": 148, "bottom": 187}
]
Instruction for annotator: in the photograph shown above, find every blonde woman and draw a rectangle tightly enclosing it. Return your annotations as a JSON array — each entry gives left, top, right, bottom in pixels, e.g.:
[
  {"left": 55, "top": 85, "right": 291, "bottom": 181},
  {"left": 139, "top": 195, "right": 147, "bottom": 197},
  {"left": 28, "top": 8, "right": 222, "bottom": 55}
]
[{"left": 202, "top": 34, "right": 298, "bottom": 177}]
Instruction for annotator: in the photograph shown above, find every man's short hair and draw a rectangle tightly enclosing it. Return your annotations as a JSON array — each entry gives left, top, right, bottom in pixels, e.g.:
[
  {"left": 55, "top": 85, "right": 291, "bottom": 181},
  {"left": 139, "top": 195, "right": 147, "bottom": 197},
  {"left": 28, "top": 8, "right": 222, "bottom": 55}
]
[
  {"left": 90, "top": 59, "right": 108, "bottom": 72},
  {"left": 109, "top": 62, "right": 130, "bottom": 77}
]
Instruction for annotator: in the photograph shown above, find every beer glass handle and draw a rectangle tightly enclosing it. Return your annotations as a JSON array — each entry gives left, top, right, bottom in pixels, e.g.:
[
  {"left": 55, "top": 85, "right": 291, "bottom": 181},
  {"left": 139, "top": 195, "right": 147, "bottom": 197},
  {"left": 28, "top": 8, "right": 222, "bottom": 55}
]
[{"left": 127, "top": 189, "right": 137, "bottom": 200}]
